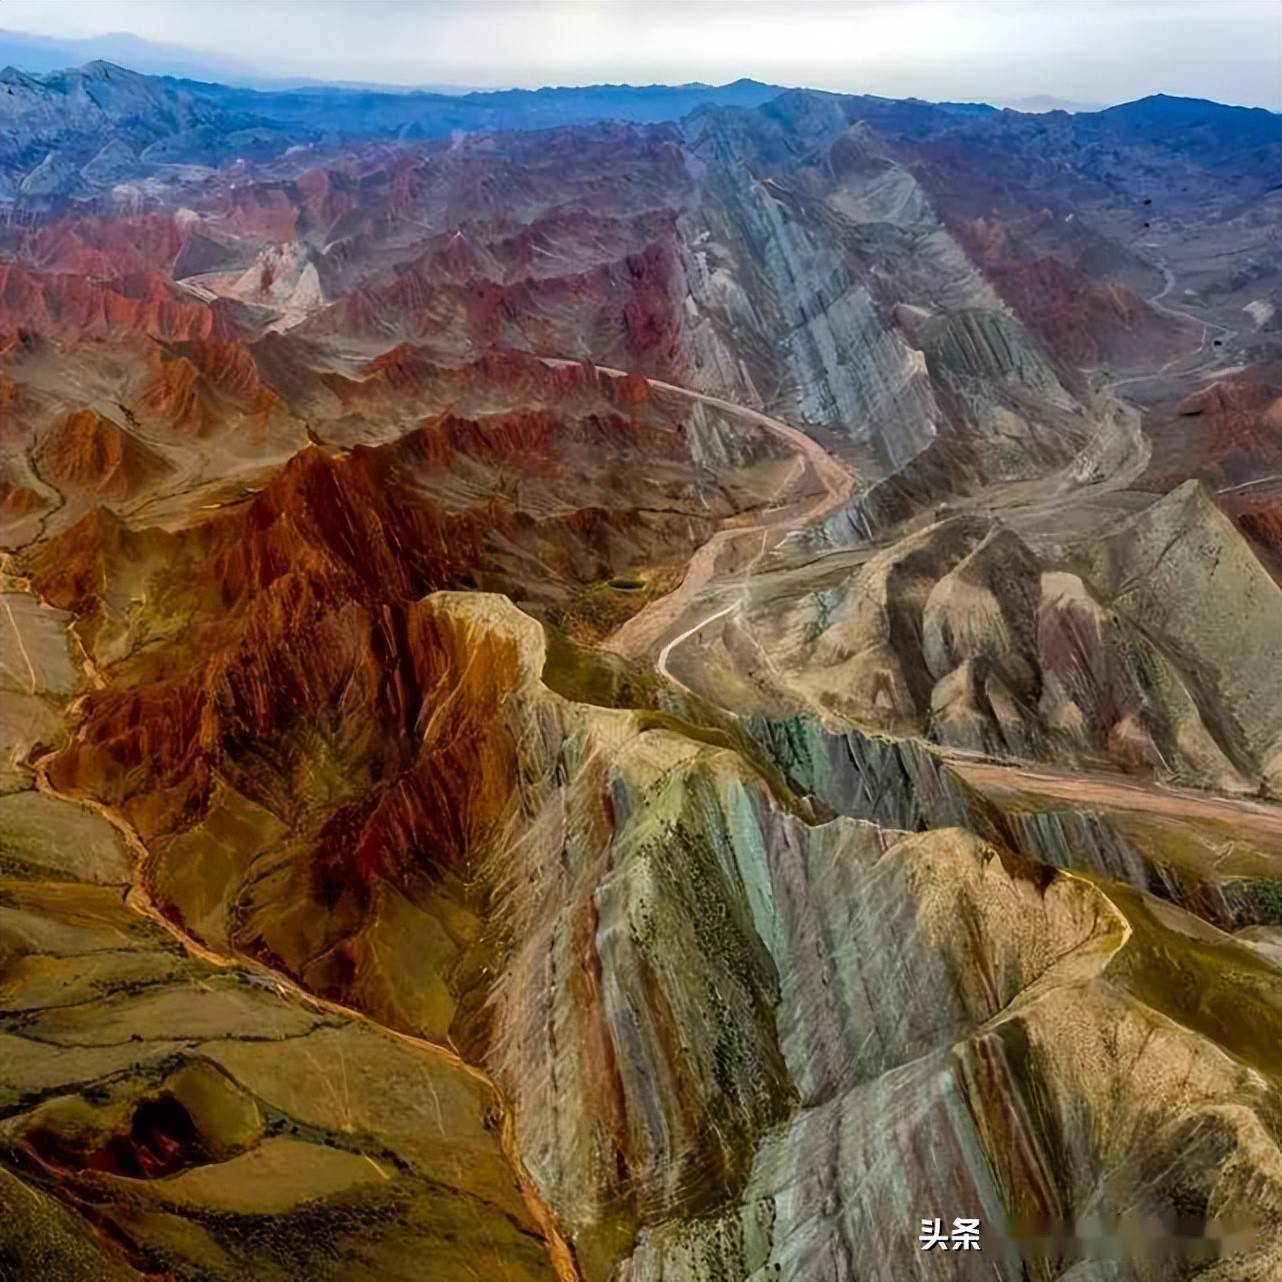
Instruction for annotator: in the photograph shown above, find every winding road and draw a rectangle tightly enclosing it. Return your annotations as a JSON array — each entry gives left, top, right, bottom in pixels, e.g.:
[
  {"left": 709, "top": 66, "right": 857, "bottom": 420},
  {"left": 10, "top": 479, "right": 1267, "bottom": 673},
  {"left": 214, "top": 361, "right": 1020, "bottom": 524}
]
[
  {"left": 550, "top": 363, "right": 859, "bottom": 665},
  {"left": 593, "top": 250, "right": 1229, "bottom": 689},
  {"left": 607, "top": 265, "right": 1279, "bottom": 839},
  {"left": 1107, "top": 260, "right": 1238, "bottom": 394}
]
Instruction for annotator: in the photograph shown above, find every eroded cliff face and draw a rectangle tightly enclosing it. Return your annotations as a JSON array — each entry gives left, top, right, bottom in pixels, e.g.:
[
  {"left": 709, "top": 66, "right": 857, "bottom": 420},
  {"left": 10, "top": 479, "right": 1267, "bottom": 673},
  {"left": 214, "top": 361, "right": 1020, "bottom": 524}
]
[
  {"left": 748, "top": 715, "right": 1282, "bottom": 937},
  {"left": 676, "top": 106, "right": 1097, "bottom": 481},
  {"left": 1076, "top": 481, "right": 1282, "bottom": 795}
]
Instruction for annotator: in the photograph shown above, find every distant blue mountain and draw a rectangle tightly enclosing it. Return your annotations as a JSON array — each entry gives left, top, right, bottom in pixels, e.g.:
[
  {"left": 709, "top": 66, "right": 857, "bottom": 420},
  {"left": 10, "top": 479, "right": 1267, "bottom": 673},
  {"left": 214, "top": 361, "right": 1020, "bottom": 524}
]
[
  {"left": 999, "top": 95, "right": 1103, "bottom": 114},
  {"left": 169, "top": 76, "right": 786, "bottom": 139},
  {"left": 1099, "top": 92, "right": 1281, "bottom": 142},
  {"left": 0, "top": 47, "right": 1274, "bottom": 207}
]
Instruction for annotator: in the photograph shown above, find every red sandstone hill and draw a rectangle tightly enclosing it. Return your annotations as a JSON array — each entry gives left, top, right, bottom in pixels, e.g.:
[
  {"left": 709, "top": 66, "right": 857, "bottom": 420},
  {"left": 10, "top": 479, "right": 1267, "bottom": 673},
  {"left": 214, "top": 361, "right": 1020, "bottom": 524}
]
[
  {"left": 15, "top": 212, "right": 187, "bottom": 278},
  {"left": 0, "top": 261, "right": 233, "bottom": 343},
  {"left": 33, "top": 407, "right": 170, "bottom": 498},
  {"left": 17, "top": 370, "right": 795, "bottom": 1020},
  {"left": 1140, "top": 364, "right": 1282, "bottom": 563},
  {"left": 0, "top": 470, "right": 45, "bottom": 522},
  {"left": 985, "top": 255, "right": 1195, "bottom": 369},
  {"left": 136, "top": 339, "right": 282, "bottom": 434},
  {"left": 947, "top": 213, "right": 1196, "bottom": 371},
  {"left": 300, "top": 229, "right": 687, "bottom": 378}
]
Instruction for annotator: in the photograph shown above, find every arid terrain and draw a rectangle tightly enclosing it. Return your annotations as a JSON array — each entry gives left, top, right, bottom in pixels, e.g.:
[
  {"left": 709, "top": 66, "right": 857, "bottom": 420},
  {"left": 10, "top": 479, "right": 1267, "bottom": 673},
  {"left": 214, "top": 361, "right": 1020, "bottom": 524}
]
[{"left": 1, "top": 61, "right": 1281, "bottom": 1282}]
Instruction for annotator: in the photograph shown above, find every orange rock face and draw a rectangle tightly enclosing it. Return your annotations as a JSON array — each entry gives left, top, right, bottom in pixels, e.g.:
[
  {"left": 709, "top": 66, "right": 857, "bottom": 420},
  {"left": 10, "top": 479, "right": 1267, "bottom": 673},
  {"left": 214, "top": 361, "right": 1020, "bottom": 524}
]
[
  {"left": 0, "top": 262, "right": 230, "bottom": 343},
  {"left": 137, "top": 339, "right": 281, "bottom": 434},
  {"left": 33, "top": 408, "right": 169, "bottom": 497}
]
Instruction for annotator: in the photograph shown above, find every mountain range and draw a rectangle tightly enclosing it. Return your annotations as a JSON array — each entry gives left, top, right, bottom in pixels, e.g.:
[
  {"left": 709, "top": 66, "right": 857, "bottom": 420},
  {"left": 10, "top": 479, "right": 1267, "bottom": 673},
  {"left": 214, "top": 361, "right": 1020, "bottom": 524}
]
[
  {"left": 0, "top": 53, "right": 1280, "bottom": 1282},
  {"left": 3, "top": 58, "right": 1279, "bottom": 189}
]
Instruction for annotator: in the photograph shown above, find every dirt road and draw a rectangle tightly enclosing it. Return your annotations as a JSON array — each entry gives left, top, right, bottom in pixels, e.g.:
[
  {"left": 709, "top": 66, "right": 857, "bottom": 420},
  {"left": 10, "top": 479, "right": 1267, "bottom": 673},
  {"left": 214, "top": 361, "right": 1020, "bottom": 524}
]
[
  {"left": 950, "top": 754, "right": 1281, "bottom": 848},
  {"left": 593, "top": 250, "right": 1206, "bottom": 685},
  {"left": 1108, "top": 260, "right": 1238, "bottom": 395},
  {"left": 553, "top": 363, "right": 858, "bottom": 661}
]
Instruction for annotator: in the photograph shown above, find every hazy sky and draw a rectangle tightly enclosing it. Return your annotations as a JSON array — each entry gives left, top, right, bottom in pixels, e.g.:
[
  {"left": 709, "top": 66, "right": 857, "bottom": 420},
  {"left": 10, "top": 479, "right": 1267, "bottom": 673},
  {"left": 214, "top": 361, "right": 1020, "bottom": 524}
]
[{"left": 5, "top": 0, "right": 1281, "bottom": 109}]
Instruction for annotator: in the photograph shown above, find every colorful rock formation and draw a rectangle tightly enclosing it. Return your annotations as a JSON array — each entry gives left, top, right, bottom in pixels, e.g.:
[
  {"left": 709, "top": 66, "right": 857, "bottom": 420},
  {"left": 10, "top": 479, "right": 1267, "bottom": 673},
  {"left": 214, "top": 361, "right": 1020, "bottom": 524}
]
[{"left": 1, "top": 64, "right": 1279, "bottom": 1282}]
